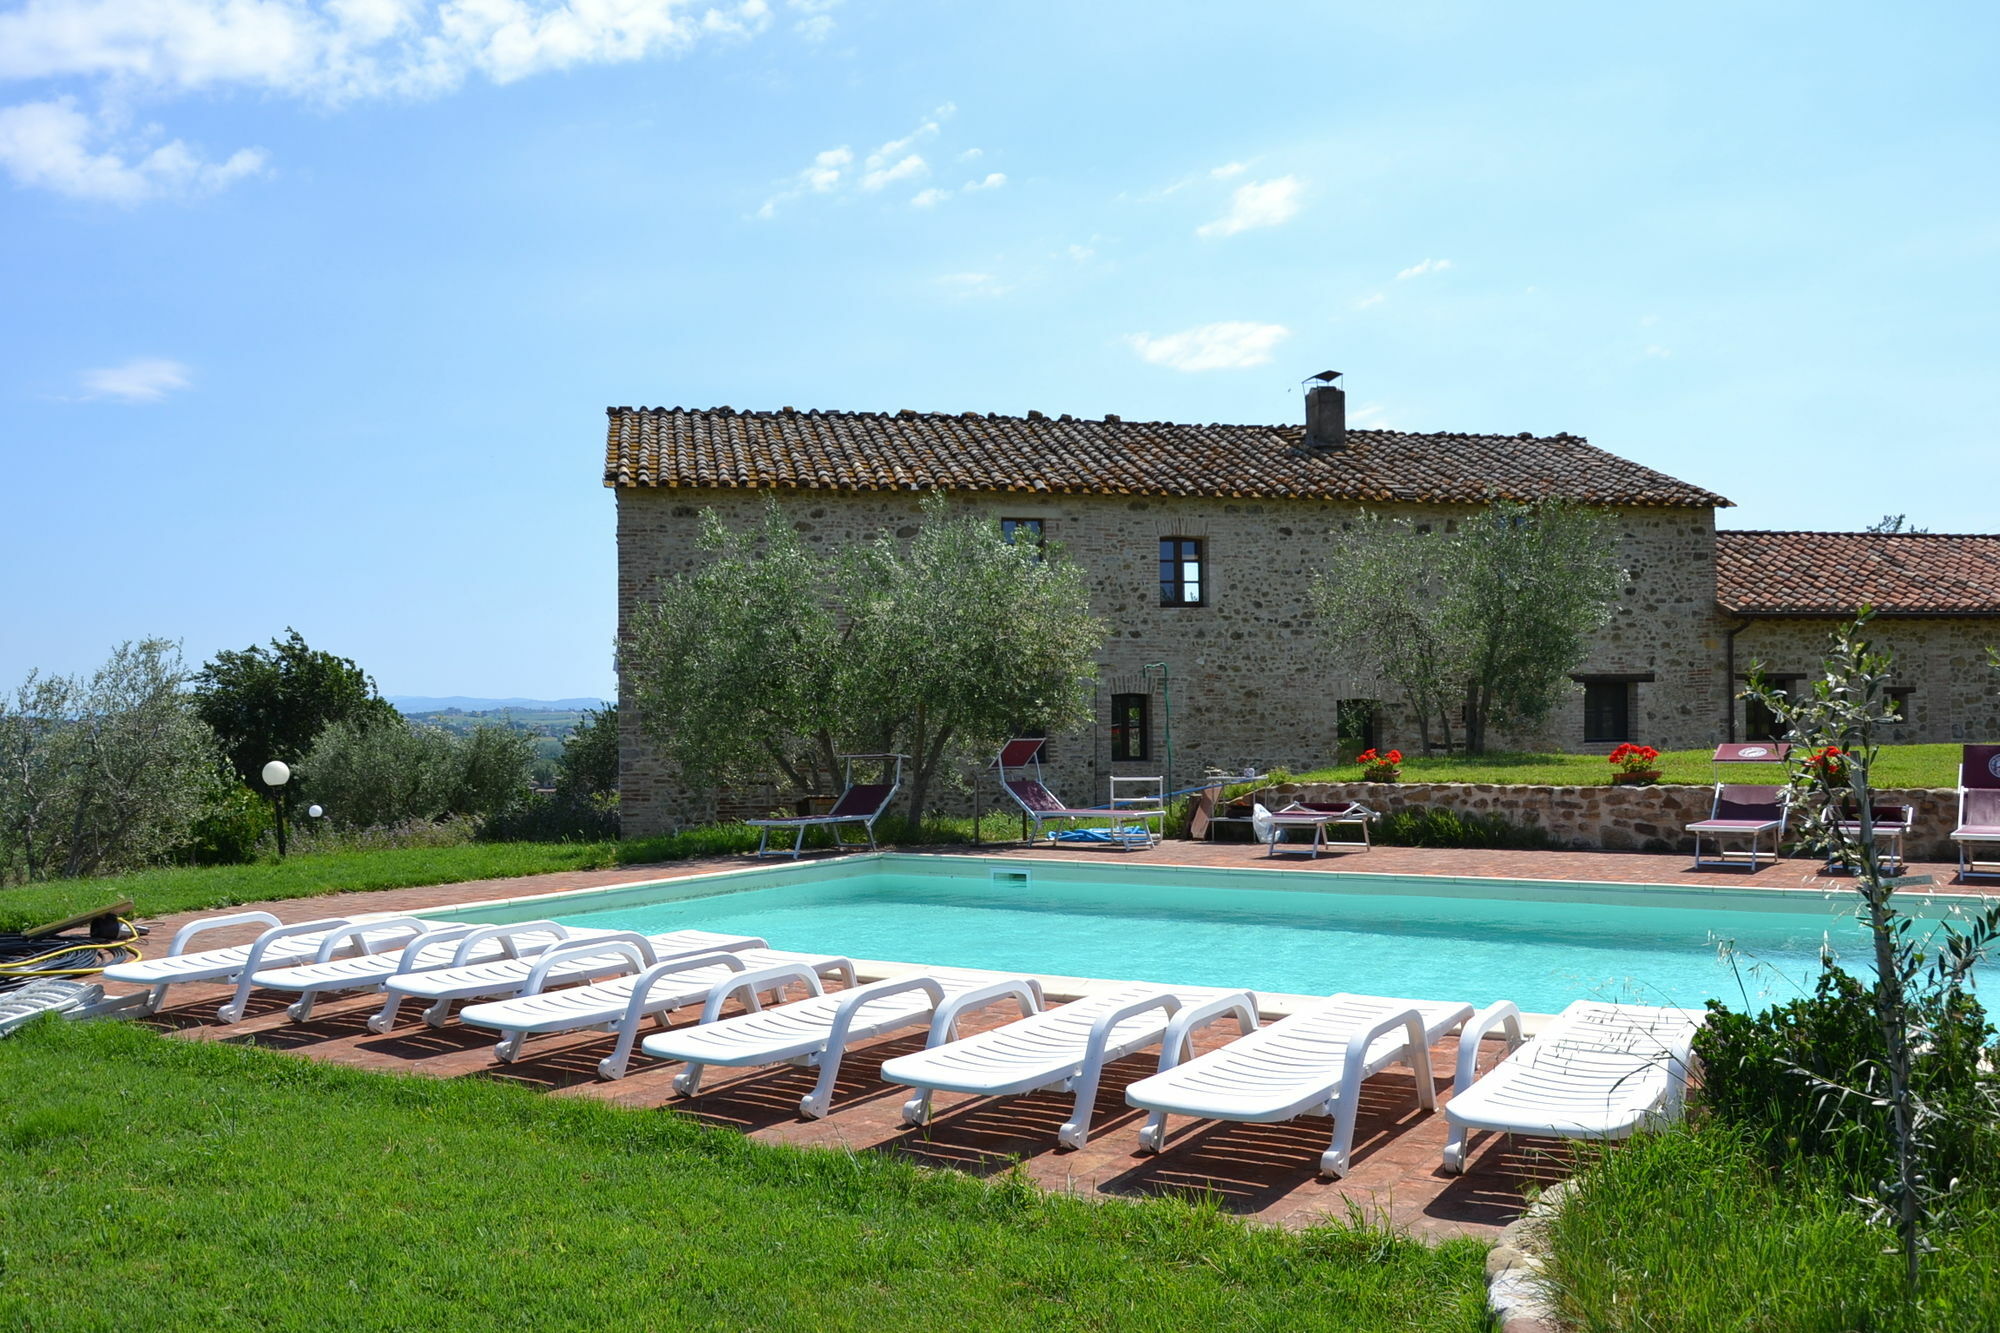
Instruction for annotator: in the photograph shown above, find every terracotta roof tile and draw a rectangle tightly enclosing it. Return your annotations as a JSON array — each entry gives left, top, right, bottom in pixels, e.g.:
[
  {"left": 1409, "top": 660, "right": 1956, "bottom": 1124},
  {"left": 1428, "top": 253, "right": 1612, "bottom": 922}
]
[
  {"left": 602, "top": 406, "right": 1729, "bottom": 508},
  {"left": 1717, "top": 531, "right": 2000, "bottom": 616}
]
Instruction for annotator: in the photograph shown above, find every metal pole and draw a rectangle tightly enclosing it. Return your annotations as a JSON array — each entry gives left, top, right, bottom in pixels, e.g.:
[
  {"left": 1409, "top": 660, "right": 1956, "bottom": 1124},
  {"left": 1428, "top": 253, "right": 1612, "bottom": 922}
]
[
  {"left": 273, "top": 792, "right": 288, "bottom": 859},
  {"left": 1144, "top": 661, "right": 1174, "bottom": 799}
]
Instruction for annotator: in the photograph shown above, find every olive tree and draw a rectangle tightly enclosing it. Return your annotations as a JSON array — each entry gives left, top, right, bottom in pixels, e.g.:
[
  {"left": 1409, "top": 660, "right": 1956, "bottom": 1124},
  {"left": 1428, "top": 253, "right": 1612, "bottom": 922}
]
[
  {"left": 1311, "top": 499, "right": 1621, "bottom": 754},
  {"left": 1309, "top": 513, "right": 1466, "bottom": 753},
  {"left": 841, "top": 498, "right": 1103, "bottom": 819},
  {"left": 624, "top": 496, "right": 1104, "bottom": 824},
  {"left": 0, "top": 640, "right": 220, "bottom": 882}
]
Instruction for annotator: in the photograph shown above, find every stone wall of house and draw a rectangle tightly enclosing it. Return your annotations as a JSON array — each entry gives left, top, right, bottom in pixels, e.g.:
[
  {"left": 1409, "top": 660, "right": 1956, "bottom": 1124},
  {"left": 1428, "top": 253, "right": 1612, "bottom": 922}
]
[
  {"left": 1730, "top": 616, "right": 2000, "bottom": 745},
  {"left": 616, "top": 486, "right": 1725, "bottom": 835},
  {"left": 1245, "top": 780, "right": 1964, "bottom": 860}
]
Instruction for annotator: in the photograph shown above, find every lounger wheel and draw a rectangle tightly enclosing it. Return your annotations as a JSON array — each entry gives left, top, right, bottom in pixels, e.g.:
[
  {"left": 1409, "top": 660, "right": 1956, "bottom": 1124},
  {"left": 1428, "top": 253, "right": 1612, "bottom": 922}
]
[
  {"left": 1136, "top": 1120, "right": 1167, "bottom": 1154},
  {"left": 494, "top": 1034, "right": 525, "bottom": 1063},
  {"left": 671, "top": 1065, "right": 704, "bottom": 1097},
  {"left": 1056, "top": 1119, "right": 1090, "bottom": 1151},
  {"left": 1441, "top": 1133, "right": 1468, "bottom": 1175},
  {"left": 1318, "top": 1148, "right": 1351, "bottom": 1180},
  {"left": 900, "top": 1092, "right": 933, "bottom": 1127},
  {"left": 422, "top": 999, "right": 452, "bottom": 1028},
  {"left": 799, "top": 1090, "right": 833, "bottom": 1120},
  {"left": 285, "top": 997, "right": 315, "bottom": 1023},
  {"left": 596, "top": 1054, "right": 630, "bottom": 1081},
  {"left": 365, "top": 1012, "right": 395, "bottom": 1034},
  {"left": 216, "top": 1000, "right": 247, "bottom": 1024}
]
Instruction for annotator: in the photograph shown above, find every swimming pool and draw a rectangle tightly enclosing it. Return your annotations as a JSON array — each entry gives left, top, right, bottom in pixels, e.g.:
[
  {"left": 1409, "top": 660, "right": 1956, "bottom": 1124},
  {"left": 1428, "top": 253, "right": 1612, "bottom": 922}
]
[{"left": 440, "top": 855, "right": 1994, "bottom": 1014}]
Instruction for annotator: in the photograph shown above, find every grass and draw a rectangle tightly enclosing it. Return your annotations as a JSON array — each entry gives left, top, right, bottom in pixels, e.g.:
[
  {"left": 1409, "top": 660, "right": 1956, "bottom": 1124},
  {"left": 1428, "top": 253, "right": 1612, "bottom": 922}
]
[
  {"left": 0, "top": 814, "right": 1041, "bottom": 934},
  {"left": 0, "top": 1020, "right": 1490, "bottom": 1332},
  {"left": 1539, "top": 1124, "right": 2000, "bottom": 1332},
  {"left": 1292, "top": 743, "right": 1963, "bottom": 790}
]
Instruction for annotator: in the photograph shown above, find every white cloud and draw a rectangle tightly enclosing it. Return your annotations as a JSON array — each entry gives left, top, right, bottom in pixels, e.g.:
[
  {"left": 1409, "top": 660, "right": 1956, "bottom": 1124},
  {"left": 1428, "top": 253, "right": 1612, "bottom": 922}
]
[
  {"left": 762, "top": 105, "right": 990, "bottom": 216},
  {"left": 1210, "top": 161, "right": 1246, "bottom": 178},
  {"left": 1195, "top": 175, "right": 1301, "bottom": 238},
  {"left": 0, "top": 99, "right": 265, "bottom": 202},
  {"left": 0, "top": 0, "right": 774, "bottom": 100},
  {"left": 79, "top": 356, "right": 191, "bottom": 402},
  {"left": 1353, "top": 292, "right": 1385, "bottom": 309},
  {"left": 937, "top": 271, "right": 1009, "bottom": 298},
  {"left": 0, "top": 0, "right": 775, "bottom": 198},
  {"left": 1066, "top": 242, "right": 1095, "bottom": 262},
  {"left": 1643, "top": 344, "right": 1672, "bottom": 359},
  {"left": 1396, "top": 257, "right": 1452, "bottom": 279},
  {"left": 1349, "top": 401, "right": 1391, "bottom": 428},
  {"left": 1125, "top": 321, "right": 1289, "bottom": 372},
  {"left": 859, "top": 152, "right": 925, "bottom": 191},
  {"left": 956, "top": 146, "right": 981, "bottom": 162}
]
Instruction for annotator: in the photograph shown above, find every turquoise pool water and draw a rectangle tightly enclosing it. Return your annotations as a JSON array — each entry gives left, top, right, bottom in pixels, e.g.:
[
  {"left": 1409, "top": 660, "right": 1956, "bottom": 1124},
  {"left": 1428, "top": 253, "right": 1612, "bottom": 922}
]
[{"left": 529, "top": 859, "right": 1992, "bottom": 1014}]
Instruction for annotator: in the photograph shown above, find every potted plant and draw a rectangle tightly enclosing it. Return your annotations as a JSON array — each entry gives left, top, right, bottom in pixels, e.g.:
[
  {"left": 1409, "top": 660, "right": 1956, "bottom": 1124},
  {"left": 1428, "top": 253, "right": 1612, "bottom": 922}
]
[
  {"left": 1804, "top": 744, "right": 1850, "bottom": 787},
  {"left": 1607, "top": 743, "right": 1663, "bottom": 785},
  {"left": 1356, "top": 748, "right": 1403, "bottom": 782}
]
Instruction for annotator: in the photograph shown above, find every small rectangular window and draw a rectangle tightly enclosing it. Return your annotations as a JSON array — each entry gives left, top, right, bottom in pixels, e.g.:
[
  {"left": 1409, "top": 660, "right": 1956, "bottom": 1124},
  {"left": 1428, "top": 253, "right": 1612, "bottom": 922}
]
[
  {"left": 1886, "top": 687, "right": 1914, "bottom": 724},
  {"left": 1159, "top": 537, "right": 1204, "bottom": 606},
  {"left": 1001, "top": 518, "right": 1044, "bottom": 547},
  {"left": 1582, "top": 680, "right": 1633, "bottom": 743},
  {"left": 1109, "top": 693, "right": 1150, "bottom": 761},
  {"left": 1741, "top": 675, "right": 1802, "bottom": 742}
]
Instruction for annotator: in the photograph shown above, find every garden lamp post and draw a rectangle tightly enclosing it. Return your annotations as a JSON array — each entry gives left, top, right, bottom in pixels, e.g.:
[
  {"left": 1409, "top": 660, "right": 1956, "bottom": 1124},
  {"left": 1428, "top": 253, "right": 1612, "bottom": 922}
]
[{"left": 262, "top": 760, "right": 291, "bottom": 859}]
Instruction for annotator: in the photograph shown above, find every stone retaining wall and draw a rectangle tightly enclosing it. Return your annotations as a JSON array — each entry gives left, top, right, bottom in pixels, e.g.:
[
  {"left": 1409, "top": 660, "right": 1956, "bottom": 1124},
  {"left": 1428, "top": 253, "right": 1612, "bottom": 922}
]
[{"left": 1246, "top": 781, "right": 1962, "bottom": 859}]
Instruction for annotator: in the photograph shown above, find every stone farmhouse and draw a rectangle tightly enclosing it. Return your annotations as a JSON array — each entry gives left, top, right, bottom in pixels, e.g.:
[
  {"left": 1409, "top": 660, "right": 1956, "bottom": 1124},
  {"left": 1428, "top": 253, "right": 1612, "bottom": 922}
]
[{"left": 606, "top": 384, "right": 2000, "bottom": 835}]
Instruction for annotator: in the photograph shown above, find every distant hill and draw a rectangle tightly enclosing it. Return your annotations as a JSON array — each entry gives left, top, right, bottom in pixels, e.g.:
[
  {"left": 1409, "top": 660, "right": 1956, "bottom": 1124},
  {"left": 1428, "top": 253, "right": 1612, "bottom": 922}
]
[{"left": 388, "top": 696, "right": 609, "bottom": 714}]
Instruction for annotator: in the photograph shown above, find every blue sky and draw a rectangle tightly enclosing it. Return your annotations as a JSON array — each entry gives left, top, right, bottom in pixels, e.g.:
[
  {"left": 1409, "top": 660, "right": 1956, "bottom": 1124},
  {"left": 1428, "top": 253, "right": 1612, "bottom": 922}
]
[{"left": 3, "top": 0, "right": 1996, "bottom": 699}]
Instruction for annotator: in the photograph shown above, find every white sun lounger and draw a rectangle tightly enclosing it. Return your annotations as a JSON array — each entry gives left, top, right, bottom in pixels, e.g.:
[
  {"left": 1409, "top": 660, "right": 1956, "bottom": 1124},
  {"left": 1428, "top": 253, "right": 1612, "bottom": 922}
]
[
  {"left": 244, "top": 920, "right": 567, "bottom": 1024},
  {"left": 1441, "top": 999, "right": 1703, "bottom": 1173},
  {"left": 641, "top": 966, "right": 1044, "bottom": 1119},
  {"left": 1123, "top": 992, "right": 1475, "bottom": 1178},
  {"left": 457, "top": 944, "right": 858, "bottom": 1075},
  {"left": 365, "top": 925, "right": 765, "bottom": 1033},
  {"left": 101, "top": 910, "right": 442, "bottom": 1020},
  {"left": 880, "top": 984, "right": 1260, "bottom": 1148}
]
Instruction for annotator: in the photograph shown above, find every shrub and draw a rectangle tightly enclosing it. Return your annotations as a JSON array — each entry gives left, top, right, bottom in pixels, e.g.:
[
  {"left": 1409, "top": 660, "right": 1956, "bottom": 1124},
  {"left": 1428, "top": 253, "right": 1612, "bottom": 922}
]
[
  {"left": 174, "top": 781, "right": 273, "bottom": 866},
  {"left": 1374, "top": 807, "right": 1553, "bottom": 850},
  {"left": 453, "top": 726, "right": 536, "bottom": 822},
  {"left": 1696, "top": 966, "right": 1999, "bottom": 1191},
  {"left": 480, "top": 791, "right": 620, "bottom": 843}
]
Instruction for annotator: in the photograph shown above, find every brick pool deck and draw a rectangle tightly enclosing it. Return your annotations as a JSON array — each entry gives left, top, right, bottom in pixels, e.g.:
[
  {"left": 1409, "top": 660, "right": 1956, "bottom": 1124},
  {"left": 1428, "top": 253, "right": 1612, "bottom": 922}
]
[{"left": 106, "top": 842, "right": 1988, "bottom": 1241}]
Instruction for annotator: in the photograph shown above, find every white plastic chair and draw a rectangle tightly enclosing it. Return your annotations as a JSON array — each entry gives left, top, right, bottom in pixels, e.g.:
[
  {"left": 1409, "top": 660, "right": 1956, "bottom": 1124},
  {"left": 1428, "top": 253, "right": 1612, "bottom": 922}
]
[
  {"left": 101, "top": 911, "right": 436, "bottom": 1019},
  {"left": 458, "top": 946, "right": 857, "bottom": 1075},
  {"left": 881, "top": 984, "right": 1259, "bottom": 1148},
  {"left": 641, "top": 967, "right": 1044, "bottom": 1119},
  {"left": 1124, "top": 993, "right": 1475, "bottom": 1178},
  {"left": 1441, "top": 999, "right": 1702, "bottom": 1173},
  {"left": 365, "top": 925, "right": 764, "bottom": 1032}
]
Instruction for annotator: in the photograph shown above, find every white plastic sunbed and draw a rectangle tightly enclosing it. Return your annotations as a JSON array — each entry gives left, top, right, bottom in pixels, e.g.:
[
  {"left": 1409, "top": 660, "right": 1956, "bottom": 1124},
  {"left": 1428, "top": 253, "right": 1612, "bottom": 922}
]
[
  {"left": 1123, "top": 992, "right": 1475, "bottom": 1178},
  {"left": 641, "top": 966, "right": 1044, "bottom": 1119},
  {"left": 880, "top": 984, "right": 1260, "bottom": 1148},
  {"left": 101, "top": 910, "right": 443, "bottom": 1020},
  {"left": 365, "top": 924, "right": 765, "bottom": 1033},
  {"left": 1441, "top": 999, "right": 1703, "bottom": 1174},
  {"left": 243, "top": 920, "right": 568, "bottom": 1024},
  {"left": 457, "top": 943, "right": 858, "bottom": 1075}
]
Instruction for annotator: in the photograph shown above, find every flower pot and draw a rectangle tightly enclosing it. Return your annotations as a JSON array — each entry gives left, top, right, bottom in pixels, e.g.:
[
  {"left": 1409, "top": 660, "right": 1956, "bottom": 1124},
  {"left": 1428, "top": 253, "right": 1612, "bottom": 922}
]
[
  {"left": 1363, "top": 769, "right": 1401, "bottom": 783},
  {"left": 1611, "top": 770, "right": 1662, "bottom": 786}
]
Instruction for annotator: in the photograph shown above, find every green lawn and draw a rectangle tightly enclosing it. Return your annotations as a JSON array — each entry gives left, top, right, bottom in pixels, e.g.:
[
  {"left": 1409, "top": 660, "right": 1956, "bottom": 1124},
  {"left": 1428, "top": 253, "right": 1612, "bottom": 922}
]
[
  {"left": 1293, "top": 743, "right": 1964, "bottom": 790},
  {"left": 0, "top": 814, "right": 1044, "bottom": 934},
  {"left": 0, "top": 1020, "right": 1490, "bottom": 1332},
  {"left": 1539, "top": 1125, "right": 2000, "bottom": 1332}
]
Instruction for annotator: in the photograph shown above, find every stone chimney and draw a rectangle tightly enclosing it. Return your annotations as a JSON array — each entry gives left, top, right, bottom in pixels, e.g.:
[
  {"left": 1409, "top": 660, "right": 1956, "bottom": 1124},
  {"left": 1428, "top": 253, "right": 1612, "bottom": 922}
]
[{"left": 1304, "top": 371, "right": 1345, "bottom": 450}]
